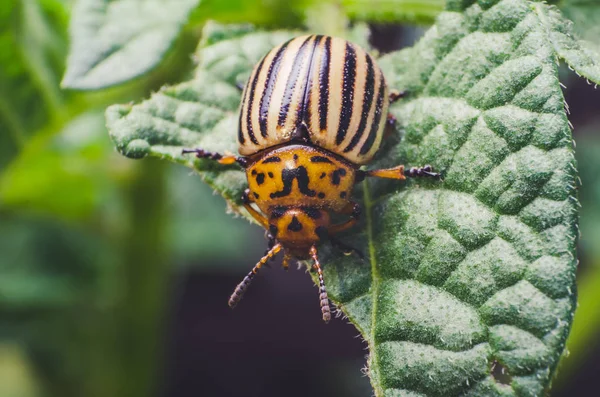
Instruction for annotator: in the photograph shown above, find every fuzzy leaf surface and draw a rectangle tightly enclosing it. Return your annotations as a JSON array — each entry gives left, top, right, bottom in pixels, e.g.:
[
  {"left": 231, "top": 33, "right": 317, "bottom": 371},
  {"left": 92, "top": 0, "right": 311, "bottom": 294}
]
[{"left": 106, "top": 1, "right": 587, "bottom": 392}]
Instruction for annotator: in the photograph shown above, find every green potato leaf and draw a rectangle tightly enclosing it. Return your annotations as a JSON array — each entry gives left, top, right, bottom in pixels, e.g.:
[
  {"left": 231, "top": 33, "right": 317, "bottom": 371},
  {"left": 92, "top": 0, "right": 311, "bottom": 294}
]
[
  {"left": 106, "top": 0, "right": 593, "bottom": 393},
  {"left": 61, "top": 0, "right": 199, "bottom": 90}
]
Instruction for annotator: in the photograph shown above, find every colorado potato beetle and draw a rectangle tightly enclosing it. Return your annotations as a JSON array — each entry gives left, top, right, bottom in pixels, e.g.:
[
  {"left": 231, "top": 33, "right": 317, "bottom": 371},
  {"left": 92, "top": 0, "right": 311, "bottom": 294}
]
[{"left": 183, "top": 35, "right": 439, "bottom": 323}]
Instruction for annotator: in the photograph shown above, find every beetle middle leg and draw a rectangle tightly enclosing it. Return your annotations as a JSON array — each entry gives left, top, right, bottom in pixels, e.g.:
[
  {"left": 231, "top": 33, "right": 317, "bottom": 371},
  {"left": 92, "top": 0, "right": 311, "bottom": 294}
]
[
  {"left": 182, "top": 148, "right": 248, "bottom": 167},
  {"left": 328, "top": 201, "right": 361, "bottom": 235},
  {"left": 329, "top": 236, "right": 365, "bottom": 259}
]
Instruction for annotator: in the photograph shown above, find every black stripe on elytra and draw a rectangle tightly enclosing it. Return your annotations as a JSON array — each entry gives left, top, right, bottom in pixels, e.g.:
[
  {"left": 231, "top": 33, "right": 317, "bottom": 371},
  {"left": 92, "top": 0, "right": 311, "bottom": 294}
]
[
  {"left": 318, "top": 37, "right": 331, "bottom": 132},
  {"left": 262, "top": 156, "right": 281, "bottom": 163},
  {"left": 344, "top": 54, "right": 375, "bottom": 153},
  {"left": 310, "top": 156, "right": 333, "bottom": 163},
  {"left": 245, "top": 57, "right": 267, "bottom": 145},
  {"left": 238, "top": 81, "right": 250, "bottom": 144},
  {"left": 287, "top": 216, "right": 303, "bottom": 232},
  {"left": 360, "top": 76, "right": 385, "bottom": 155},
  {"left": 336, "top": 43, "right": 357, "bottom": 145},
  {"left": 270, "top": 166, "right": 316, "bottom": 198},
  {"left": 278, "top": 36, "right": 313, "bottom": 128},
  {"left": 298, "top": 36, "right": 323, "bottom": 131},
  {"left": 259, "top": 40, "right": 292, "bottom": 138}
]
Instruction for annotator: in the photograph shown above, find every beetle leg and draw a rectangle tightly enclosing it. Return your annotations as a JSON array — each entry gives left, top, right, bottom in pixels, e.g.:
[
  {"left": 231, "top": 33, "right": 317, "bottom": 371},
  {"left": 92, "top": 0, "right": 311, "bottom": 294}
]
[
  {"left": 386, "top": 113, "right": 397, "bottom": 129},
  {"left": 330, "top": 236, "right": 365, "bottom": 259},
  {"left": 309, "top": 246, "right": 331, "bottom": 323},
  {"left": 282, "top": 252, "right": 291, "bottom": 271},
  {"left": 404, "top": 164, "right": 441, "bottom": 179},
  {"left": 356, "top": 164, "right": 440, "bottom": 181},
  {"left": 328, "top": 201, "right": 361, "bottom": 235},
  {"left": 264, "top": 230, "right": 277, "bottom": 265},
  {"left": 389, "top": 90, "right": 406, "bottom": 104},
  {"left": 235, "top": 81, "right": 245, "bottom": 91},
  {"left": 182, "top": 148, "right": 248, "bottom": 168},
  {"left": 242, "top": 189, "right": 269, "bottom": 229},
  {"left": 229, "top": 243, "right": 282, "bottom": 308}
]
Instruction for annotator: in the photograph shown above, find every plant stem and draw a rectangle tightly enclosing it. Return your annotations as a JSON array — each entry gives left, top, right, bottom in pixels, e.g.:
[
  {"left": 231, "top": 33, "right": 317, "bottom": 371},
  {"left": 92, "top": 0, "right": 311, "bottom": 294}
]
[{"left": 118, "top": 159, "right": 169, "bottom": 397}]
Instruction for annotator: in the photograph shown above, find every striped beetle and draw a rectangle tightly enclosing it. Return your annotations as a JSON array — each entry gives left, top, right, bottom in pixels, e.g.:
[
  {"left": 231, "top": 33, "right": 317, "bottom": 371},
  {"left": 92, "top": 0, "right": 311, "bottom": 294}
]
[{"left": 184, "top": 35, "right": 439, "bottom": 323}]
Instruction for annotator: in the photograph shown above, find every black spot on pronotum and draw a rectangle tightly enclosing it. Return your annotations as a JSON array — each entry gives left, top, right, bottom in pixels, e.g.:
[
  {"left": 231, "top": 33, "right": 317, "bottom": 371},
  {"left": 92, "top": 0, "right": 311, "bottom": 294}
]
[
  {"left": 271, "top": 206, "right": 286, "bottom": 219},
  {"left": 251, "top": 170, "right": 257, "bottom": 175},
  {"left": 269, "top": 224, "right": 278, "bottom": 237},
  {"left": 288, "top": 216, "right": 303, "bottom": 232},
  {"left": 263, "top": 156, "right": 281, "bottom": 163},
  {"left": 293, "top": 154, "right": 299, "bottom": 161},
  {"left": 331, "top": 168, "right": 346, "bottom": 185},
  {"left": 268, "top": 172, "right": 274, "bottom": 178},
  {"left": 340, "top": 192, "right": 347, "bottom": 198},
  {"left": 256, "top": 173, "right": 265, "bottom": 185},
  {"left": 270, "top": 166, "right": 316, "bottom": 198},
  {"left": 310, "top": 156, "right": 333, "bottom": 163},
  {"left": 318, "top": 192, "right": 325, "bottom": 199},
  {"left": 320, "top": 172, "right": 326, "bottom": 179},
  {"left": 302, "top": 207, "right": 322, "bottom": 219},
  {"left": 253, "top": 192, "right": 260, "bottom": 199}
]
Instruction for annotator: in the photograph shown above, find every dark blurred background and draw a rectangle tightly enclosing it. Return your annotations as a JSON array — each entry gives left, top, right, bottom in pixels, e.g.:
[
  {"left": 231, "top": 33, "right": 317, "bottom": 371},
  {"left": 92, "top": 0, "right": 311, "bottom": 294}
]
[{"left": 1, "top": 1, "right": 598, "bottom": 397}]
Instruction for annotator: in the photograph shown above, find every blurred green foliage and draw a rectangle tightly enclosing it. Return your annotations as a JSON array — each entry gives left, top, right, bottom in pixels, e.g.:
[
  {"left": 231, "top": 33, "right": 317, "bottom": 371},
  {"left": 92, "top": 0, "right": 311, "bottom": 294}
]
[{"left": 0, "top": 0, "right": 599, "bottom": 397}]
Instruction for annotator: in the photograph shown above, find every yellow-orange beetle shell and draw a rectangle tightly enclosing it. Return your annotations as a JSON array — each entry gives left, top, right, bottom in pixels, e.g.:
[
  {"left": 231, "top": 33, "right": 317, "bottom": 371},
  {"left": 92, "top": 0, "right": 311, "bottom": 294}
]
[{"left": 237, "top": 35, "right": 389, "bottom": 165}]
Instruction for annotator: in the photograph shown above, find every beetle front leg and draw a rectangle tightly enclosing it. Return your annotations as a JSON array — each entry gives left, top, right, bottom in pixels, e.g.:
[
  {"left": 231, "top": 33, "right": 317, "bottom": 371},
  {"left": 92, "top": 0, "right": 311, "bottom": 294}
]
[
  {"left": 357, "top": 164, "right": 440, "bottom": 181},
  {"left": 242, "top": 188, "right": 269, "bottom": 229},
  {"left": 182, "top": 148, "right": 248, "bottom": 167}
]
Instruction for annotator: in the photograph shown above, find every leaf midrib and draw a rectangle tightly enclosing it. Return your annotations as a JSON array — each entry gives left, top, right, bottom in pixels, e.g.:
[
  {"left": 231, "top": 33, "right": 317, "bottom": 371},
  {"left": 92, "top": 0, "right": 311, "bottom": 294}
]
[{"left": 364, "top": 178, "right": 383, "bottom": 396}]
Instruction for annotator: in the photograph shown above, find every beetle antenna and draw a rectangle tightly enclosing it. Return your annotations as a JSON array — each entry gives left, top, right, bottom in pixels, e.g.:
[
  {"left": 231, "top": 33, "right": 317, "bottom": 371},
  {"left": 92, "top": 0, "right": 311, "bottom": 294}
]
[
  {"left": 228, "top": 243, "right": 282, "bottom": 308},
  {"left": 309, "top": 246, "right": 331, "bottom": 323}
]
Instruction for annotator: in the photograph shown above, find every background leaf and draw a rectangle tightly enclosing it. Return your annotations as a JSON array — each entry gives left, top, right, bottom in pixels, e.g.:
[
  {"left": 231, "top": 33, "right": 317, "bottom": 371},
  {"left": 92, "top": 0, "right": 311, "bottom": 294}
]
[
  {"left": 340, "top": 0, "right": 445, "bottom": 25},
  {"left": 61, "top": 0, "right": 199, "bottom": 90},
  {"left": 0, "top": 0, "right": 69, "bottom": 167},
  {"left": 533, "top": 2, "right": 600, "bottom": 84},
  {"left": 106, "top": 0, "right": 590, "bottom": 394}
]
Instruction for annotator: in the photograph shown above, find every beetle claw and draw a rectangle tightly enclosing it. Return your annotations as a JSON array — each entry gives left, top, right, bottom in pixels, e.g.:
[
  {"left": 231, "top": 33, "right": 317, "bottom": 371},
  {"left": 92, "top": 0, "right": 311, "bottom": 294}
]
[{"left": 405, "top": 165, "right": 441, "bottom": 179}]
